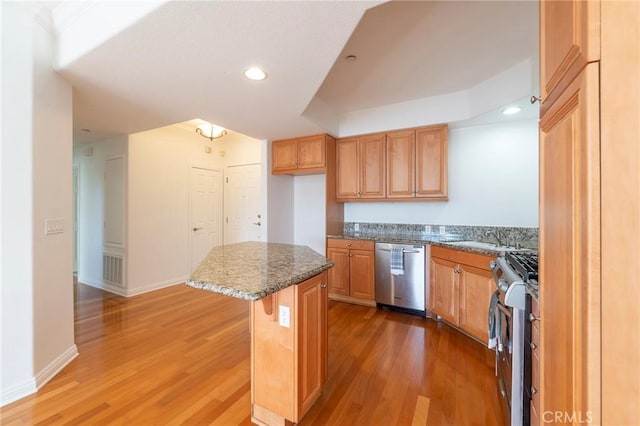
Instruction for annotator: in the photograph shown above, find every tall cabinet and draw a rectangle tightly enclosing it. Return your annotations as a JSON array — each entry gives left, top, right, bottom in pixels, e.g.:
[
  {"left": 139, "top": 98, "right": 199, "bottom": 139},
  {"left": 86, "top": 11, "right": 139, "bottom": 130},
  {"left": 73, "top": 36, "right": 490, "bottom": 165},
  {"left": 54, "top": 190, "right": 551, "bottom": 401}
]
[{"left": 538, "top": 1, "right": 639, "bottom": 425}]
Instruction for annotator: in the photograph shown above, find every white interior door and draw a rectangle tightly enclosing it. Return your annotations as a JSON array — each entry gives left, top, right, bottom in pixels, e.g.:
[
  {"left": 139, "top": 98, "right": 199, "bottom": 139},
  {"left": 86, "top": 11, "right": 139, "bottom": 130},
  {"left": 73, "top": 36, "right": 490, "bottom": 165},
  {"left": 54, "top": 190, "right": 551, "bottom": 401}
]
[
  {"left": 73, "top": 165, "right": 79, "bottom": 273},
  {"left": 190, "top": 167, "right": 223, "bottom": 271},
  {"left": 224, "top": 164, "right": 262, "bottom": 244}
]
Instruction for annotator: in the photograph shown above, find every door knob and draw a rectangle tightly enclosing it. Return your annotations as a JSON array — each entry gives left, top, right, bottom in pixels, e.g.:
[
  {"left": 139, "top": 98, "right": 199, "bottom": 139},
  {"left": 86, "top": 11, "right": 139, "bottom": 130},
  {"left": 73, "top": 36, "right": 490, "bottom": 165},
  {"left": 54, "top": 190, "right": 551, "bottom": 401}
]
[
  {"left": 193, "top": 227, "right": 202, "bottom": 231},
  {"left": 252, "top": 221, "right": 261, "bottom": 226}
]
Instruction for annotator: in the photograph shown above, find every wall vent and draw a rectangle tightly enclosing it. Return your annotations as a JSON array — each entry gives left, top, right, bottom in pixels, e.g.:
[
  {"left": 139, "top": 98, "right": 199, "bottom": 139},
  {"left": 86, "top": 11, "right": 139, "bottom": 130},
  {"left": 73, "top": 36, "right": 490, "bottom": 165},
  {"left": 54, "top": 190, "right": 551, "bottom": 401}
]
[{"left": 103, "top": 253, "right": 124, "bottom": 286}]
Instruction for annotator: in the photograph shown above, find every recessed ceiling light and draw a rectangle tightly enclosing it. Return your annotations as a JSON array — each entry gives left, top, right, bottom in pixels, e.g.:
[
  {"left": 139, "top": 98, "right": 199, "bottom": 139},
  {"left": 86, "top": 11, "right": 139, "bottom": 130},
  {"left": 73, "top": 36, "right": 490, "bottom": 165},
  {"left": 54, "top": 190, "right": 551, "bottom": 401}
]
[
  {"left": 81, "top": 128, "right": 91, "bottom": 132},
  {"left": 502, "top": 106, "right": 522, "bottom": 116},
  {"left": 345, "top": 54, "right": 357, "bottom": 61},
  {"left": 243, "top": 67, "right": 267, "bottom": 81}
]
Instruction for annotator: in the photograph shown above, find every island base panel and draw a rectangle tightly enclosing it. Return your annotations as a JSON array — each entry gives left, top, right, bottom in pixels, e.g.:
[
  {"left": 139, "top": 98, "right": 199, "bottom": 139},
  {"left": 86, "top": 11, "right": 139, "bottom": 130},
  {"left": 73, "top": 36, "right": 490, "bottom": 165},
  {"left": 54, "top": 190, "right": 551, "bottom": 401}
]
[{"left": 252, "top": 404, "right": 294, "bottom": 426}]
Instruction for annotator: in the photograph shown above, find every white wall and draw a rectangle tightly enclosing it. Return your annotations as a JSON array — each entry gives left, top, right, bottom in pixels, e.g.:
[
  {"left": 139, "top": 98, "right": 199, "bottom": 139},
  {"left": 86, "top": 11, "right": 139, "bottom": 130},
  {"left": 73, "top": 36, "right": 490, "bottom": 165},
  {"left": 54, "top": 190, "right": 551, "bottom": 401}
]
[
  {"left": 345, "top": 118, "right": 539, "bottom": 227},
  {"left": 293, "top": 174, "right": 326, "bottom": 255},
  {"left": 1, "top": 2, "right": 76, "bottom": 406},
  {"left": 127, "top": 126, "right": 224, "bottom": 294},
  {"left": 73, "top": 137, "right": 127, "bottom": 290},
  {"left": 264, "top": 141, "right": 294, "bottom": 244}
]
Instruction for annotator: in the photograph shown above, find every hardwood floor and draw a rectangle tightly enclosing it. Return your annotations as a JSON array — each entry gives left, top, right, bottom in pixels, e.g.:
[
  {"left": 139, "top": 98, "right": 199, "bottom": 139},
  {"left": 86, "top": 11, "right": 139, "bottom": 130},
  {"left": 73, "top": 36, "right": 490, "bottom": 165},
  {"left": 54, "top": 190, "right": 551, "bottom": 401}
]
[{"left": 2, "top": 283, "right": 504, "bottom": 425}]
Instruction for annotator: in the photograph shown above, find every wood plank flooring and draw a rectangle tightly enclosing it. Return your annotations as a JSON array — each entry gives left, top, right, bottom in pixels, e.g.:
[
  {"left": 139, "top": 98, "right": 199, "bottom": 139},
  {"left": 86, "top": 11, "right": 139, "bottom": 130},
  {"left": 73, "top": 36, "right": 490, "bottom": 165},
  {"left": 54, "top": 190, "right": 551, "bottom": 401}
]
[{"left": 1, "top": 283, "right": 504, "bottom": 425}]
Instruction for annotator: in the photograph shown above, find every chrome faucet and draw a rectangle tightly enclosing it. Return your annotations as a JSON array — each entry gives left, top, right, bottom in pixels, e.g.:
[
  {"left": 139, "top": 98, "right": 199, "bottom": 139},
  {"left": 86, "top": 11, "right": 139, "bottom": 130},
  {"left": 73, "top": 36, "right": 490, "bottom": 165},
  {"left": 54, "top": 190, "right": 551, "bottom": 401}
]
[{"left": 485, "top": 231, "right": 504, "bottom": 246}]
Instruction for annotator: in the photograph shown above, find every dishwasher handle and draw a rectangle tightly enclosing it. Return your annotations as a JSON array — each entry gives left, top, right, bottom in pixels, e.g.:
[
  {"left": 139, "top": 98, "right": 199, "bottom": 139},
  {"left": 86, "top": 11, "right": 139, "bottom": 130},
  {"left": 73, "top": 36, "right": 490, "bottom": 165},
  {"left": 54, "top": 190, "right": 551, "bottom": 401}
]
[{"left": 377, "top": 248, "right": 422, "bottom": 254}]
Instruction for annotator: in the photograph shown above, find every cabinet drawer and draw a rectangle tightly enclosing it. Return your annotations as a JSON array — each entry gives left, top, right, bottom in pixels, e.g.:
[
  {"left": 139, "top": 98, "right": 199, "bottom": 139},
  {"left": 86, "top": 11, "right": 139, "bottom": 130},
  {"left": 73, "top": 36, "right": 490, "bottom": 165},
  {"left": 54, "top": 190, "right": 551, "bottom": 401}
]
[
  {"left": 326, "top": 238, "right": 374, "bottom": 251},
  {"left": 430, "top": 245, "right": 494, "bottom": 271}
]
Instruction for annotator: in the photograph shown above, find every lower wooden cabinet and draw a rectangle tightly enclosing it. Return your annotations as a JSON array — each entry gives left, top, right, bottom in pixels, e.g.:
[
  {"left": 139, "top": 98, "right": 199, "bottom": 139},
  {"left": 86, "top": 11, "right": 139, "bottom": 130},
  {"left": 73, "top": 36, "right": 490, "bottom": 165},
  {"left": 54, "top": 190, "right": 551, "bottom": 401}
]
[
  {"left": 326, "top": 238, "right": 375, "bottom": 306},
  {"left": 430, "top": 246, "right": 495, "bottom": 343},
  {"left": 251, "top": 272, "right": 328, "bottom": 425}
]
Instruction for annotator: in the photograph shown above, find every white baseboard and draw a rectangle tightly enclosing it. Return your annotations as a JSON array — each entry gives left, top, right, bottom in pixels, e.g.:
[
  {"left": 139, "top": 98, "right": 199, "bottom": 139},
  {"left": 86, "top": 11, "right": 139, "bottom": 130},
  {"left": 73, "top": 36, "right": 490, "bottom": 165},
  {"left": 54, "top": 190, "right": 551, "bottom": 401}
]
[
  {"left": 78, "top": 276, "right": 188, "bottom": 297},
  {"left": 1, "top": 378, "right": 36, "bottom": 407},
  {"left": 125, "top": 276, "right": 189, "bottom": 296},
  {"left": 1, "top": 344, "right": 78, "bottom": 407},
  {"left": 79, "top": 278, "right": 127, "bottom": 296},
  {"left": 35, "top": 345, "right": 78, "bottom": 390}
]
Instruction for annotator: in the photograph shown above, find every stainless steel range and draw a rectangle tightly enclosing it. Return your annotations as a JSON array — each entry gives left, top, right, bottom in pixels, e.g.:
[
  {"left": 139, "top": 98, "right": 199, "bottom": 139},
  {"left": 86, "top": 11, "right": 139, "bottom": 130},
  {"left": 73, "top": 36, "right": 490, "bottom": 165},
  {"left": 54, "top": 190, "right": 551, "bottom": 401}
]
[{"left": 489, "top": 251, "right": 538, "bottom": 426}]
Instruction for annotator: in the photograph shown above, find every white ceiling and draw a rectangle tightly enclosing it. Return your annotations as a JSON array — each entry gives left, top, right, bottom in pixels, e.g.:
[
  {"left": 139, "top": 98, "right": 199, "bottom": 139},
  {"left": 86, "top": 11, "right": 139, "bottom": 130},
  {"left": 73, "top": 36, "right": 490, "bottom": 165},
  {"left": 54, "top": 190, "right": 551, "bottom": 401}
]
[{"left": 39, "top": 0, "right": 538, "bottom": 144}]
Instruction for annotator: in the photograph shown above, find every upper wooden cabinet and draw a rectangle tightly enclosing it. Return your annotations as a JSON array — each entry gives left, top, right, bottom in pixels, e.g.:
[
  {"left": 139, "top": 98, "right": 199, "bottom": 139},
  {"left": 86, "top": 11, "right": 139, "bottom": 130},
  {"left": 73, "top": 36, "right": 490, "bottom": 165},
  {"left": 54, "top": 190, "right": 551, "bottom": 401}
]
[
  {"left": 387, "top": 125, "right": 448, "bottom": 200},
  {"left": 272, "top": 134, "right": 333, "bottom": 175},
  {"left": 336, "top": 124, "right": 447, "bottom": 202},
  {"left": 335, "top": 134, "right": 385, "bottom": 200},
  {"left": 540, "top": 0, "right": 599, "bottom": 115}
]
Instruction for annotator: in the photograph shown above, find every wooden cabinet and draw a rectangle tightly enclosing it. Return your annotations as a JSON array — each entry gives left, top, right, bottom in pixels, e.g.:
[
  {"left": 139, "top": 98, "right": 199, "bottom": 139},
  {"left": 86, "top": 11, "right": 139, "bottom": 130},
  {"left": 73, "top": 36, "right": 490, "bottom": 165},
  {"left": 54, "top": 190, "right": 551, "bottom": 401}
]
[
  {"left": 540, "top": 0, "right": 599, "bottom": 116},
  {"left": 386, "top": 125, "right": 448, "bottom": 200},
  {"left": 430, "top": 246, "right": 494, "bottom": 343},
  {"left": 538, "top": 2, "right": 640, "bottom": 424},
  {"left": 251, "top": 272, "right": 328, "bottom": 425},
  {"left": 336, "top": 124, "right": 448, "bottom": 202},
  {"left": 529, "top": 296, "right": 540, "bottom": 426},
  {"left": 272, "top": 134, "right": 332, "bottom": 175},
  {"left": 335, "top": 134, "right": 385, "bottom": 200},
  {"left": 326, "top": 238, "right": 375, "bottom": 306}
]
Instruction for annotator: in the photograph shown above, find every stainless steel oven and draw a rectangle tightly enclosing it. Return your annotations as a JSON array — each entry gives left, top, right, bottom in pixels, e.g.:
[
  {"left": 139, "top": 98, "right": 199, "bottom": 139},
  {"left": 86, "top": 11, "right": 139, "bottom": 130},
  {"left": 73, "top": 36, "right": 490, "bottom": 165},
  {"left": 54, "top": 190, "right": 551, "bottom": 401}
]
[{"left": 490, "top": 252, "right": 537, "bottom": 426}]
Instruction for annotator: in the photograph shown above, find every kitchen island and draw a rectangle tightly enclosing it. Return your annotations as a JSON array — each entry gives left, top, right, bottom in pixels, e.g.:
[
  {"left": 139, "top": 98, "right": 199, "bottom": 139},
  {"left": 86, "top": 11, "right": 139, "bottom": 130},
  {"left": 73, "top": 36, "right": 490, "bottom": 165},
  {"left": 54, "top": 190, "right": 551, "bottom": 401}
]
[{"left": 187, "top": 242, "right": 333, "bottom": 426}]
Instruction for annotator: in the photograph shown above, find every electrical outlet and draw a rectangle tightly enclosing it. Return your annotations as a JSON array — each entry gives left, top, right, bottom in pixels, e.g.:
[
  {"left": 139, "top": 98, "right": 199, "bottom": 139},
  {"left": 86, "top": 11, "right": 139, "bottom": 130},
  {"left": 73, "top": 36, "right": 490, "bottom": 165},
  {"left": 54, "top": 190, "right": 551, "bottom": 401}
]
[
  {"left": 439, "top": 225, "right": 446, "bottom": 235},
  {"left": 354, "top": 223, "right": 360, "bottom": 232},
  {"left": 278, "top": 305, "right": 290, "bottom": 328},
  {"left": 424, "top": 225, "right": 432, "bottom": 234}
]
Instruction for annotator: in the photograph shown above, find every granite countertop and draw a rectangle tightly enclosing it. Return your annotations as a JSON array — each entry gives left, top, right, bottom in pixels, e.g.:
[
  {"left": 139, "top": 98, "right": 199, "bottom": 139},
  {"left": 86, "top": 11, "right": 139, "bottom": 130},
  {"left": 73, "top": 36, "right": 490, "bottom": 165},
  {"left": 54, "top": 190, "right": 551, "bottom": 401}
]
[
  {"left": 326, "top": 233, "right": 536, "bottom": 257},
  {"left": 187, "top": 241, "right": 333, "bottom": 301}
]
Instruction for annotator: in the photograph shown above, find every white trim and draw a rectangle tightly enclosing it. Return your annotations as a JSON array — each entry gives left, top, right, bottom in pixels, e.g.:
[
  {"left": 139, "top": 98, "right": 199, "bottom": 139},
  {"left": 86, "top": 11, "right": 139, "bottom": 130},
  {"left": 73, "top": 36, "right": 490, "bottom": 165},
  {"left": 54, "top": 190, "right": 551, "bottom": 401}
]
[
  {"left": 1, "top": 344, "right": 78, "bottom": 407},
  {"left": 78, "top": 276, "right": 188, "bottom": 298},
  {"left": 34, "top": 345, "right": 79, "bottom": 390},
  {"left": 1, "top": 378, "right": 36, "bottom": 407},
  {"left": 125, "top": 276, "right": 189, "bottom": 297},
  {"left": 79, "top": 277, "right": 127, "bottom": 297}
]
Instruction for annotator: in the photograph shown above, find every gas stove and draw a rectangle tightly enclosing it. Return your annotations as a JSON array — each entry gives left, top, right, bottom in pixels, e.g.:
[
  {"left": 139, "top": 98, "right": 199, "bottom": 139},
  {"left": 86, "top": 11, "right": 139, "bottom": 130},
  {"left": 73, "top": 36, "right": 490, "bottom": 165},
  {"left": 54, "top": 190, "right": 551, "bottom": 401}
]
[{"left": 505, "top": 252, "right": 538, "bottom": 283}]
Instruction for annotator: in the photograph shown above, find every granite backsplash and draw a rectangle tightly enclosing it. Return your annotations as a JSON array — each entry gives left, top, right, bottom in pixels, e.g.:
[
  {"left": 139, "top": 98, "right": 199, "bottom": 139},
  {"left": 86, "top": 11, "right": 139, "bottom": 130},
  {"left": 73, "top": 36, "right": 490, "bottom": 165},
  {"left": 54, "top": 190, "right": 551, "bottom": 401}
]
[{"left": 342, "top": 222, "right": 538, "bottom": 249}]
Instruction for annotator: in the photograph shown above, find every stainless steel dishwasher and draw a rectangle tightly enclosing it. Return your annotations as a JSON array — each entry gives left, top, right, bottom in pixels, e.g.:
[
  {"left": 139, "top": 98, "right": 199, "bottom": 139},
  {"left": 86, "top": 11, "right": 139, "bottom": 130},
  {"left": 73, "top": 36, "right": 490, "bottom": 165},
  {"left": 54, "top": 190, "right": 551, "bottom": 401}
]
[{"left": 375, "top": 242, "right": 428, "bottom": 315}]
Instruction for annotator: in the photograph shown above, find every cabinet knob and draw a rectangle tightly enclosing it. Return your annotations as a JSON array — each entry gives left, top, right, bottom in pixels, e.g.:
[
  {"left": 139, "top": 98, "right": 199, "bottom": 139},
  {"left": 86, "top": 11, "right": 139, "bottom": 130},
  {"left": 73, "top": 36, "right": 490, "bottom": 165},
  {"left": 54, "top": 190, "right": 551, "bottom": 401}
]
[
  {"left": 320, "top": 283, "right": 327, "bottom": 288},
  {"left": 531, "top": 386, "right": 537, "bottom": 395},
  {"left": 529, "top": 313, "right": 540, "bottom": 322},
  {"left": 530, "top": 342, "right": 537, "bottom": 350},
  {"left": 530, "top": 95, "right": 542, "bottom": 104}
]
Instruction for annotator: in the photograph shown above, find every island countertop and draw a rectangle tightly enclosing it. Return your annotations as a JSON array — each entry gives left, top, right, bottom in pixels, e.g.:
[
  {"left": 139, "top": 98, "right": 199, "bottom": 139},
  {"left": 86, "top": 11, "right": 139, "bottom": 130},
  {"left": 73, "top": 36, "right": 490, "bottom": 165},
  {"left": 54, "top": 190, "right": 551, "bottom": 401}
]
[{"left": 186, "top": 241, "right": 333, "bottom": 301}]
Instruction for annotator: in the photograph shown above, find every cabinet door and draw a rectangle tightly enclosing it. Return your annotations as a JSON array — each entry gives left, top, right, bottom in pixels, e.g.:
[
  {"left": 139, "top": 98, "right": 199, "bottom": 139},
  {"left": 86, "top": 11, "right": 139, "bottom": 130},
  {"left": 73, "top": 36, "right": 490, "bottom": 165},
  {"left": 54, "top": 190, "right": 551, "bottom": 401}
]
[
  {"left": 296, "top": 273, "right": 325, "bottom": 419},
  {"left": 297, "top": 135, "right": 325, "bottom": 172},
  {"left": 430, "top": 257, "right": 458, "bottom": 325},
  {"left": 386, "top": 130, "right": 415, "bottom": 198},
  {"left": 540, "top": 0, "right": 599, "bottom": 113},
  {"left": 415, "top": 125, "right": 447, "bottom": 198},
  {"left": 349, "top": 249, "right": 375, "bottom": 300},
  {"left": 326, "top": 247, "right": 349, "bottom": 296},
  {"left": 335, "top": 138, "right": 360, "bottom": 199},
  {"left": 539, "top": 64, "right": 600, "bottom": 421},
  {"left": 359, "top": 134, "right": 386, "bottom": 199},
  {"left": 458, "top": 264, "right": 494, "bottom": 343},
  {"left": 272, "top": 139, "right": 298, "bottom": 174}
]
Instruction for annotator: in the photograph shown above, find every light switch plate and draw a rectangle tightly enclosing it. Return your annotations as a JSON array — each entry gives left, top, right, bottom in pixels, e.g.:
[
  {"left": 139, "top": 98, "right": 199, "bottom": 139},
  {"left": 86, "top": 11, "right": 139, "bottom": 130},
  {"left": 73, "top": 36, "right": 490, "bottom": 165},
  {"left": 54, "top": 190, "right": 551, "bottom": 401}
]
[
  {"left": 424, "top": 225, "right": 432, "bottom": 234},
  {"left": 278, "top": 305, "right": 290, "bottom": 328},
  {"left": 45, "top": 218, "right": 64, "bottom": 235},
  {"left": 439, "top": 225, "right": 446, "bottom": 235},
  {"left": 354, "top": 223, "right": 360, "bottom": 232}
]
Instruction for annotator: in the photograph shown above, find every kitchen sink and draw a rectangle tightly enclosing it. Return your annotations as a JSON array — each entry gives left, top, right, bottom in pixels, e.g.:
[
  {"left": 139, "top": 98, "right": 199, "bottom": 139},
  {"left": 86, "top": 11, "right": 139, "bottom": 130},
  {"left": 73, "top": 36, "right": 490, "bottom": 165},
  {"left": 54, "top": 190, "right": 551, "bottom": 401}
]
[{"left": 442, "top": 240, "right": 523, "bottom": 252}]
